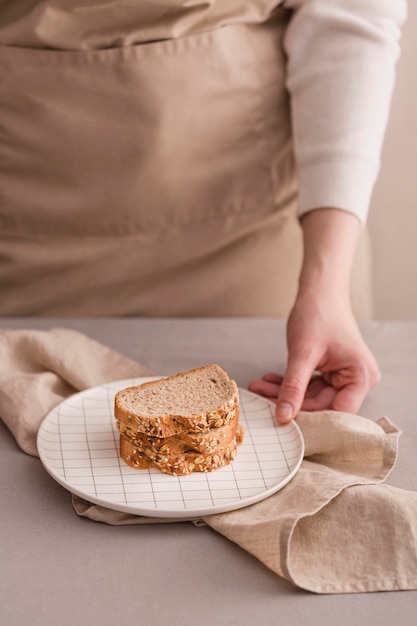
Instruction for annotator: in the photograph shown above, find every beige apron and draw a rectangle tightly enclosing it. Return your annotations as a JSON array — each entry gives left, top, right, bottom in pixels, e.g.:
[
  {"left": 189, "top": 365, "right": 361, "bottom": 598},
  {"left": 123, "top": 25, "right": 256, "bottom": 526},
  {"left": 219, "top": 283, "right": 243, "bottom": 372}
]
[{"left": 0, "top": 2, "right": 372, "bottom": 318}]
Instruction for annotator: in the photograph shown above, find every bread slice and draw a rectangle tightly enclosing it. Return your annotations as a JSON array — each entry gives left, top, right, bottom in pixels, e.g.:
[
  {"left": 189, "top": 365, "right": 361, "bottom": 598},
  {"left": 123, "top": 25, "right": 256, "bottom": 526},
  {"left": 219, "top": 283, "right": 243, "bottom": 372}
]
[
  {"left": 116, "top": 406, "right": 240, "bottom": 456},
  {"left": 120, "top": 434, "right": 241, "bottom": 476},
  {"left": 114, "top": 364, "right": 239, "bottom": 438}
]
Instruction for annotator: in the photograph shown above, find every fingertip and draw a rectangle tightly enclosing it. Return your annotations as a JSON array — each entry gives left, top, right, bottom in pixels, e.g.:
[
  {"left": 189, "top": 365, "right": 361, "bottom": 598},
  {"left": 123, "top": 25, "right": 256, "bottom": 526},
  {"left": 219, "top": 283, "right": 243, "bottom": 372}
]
[{"left": 275, "top": 402, "right": 294, "bottom": 424}]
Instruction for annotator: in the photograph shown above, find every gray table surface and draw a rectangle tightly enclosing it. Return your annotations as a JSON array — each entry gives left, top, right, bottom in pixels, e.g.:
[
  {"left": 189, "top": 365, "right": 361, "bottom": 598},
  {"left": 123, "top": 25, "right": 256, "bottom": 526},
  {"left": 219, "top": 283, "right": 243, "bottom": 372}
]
[{"left": 1, "top": 318, "right": 416, "bottom": 626}]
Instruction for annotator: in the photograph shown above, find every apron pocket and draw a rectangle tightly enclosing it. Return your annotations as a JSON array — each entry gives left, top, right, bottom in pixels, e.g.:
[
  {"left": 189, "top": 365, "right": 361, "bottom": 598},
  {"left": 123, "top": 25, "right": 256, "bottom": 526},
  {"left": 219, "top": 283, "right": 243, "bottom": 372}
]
[{"left": 0, "top": 16, "right": 295, "bottom": 238}]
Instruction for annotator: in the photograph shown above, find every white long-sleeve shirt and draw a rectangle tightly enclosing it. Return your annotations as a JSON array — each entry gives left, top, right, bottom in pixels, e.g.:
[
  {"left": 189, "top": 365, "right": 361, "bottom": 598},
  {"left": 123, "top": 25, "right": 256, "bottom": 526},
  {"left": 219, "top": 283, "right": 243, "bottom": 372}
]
[
  {"left": 0, "top": 0, "right": 407, "bottom": 224},
  {"left": 283, "top": 0, "right": 407, "bottom": 223}
]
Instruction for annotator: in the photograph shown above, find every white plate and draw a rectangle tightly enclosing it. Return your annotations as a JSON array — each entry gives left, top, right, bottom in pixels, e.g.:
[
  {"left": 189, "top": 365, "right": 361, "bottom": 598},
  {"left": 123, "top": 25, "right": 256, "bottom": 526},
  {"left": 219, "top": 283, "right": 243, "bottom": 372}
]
[{"left": 37, "top": 377, "right": 304, "bottom": 518}]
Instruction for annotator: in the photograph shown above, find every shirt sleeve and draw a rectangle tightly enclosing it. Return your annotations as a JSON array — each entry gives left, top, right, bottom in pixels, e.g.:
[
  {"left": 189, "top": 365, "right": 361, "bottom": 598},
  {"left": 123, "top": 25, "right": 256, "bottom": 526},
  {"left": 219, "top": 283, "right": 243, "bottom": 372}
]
[{"left": 282, "top": 0, "right": 407, "bottom": 224}]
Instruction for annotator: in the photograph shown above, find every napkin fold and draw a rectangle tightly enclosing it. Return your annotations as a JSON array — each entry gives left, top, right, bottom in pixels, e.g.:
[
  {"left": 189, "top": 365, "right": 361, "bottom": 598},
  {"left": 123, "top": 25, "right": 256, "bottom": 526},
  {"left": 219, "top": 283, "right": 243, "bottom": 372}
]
[{"left": 1, "top": 327, "right": 417, "bottom": 594}]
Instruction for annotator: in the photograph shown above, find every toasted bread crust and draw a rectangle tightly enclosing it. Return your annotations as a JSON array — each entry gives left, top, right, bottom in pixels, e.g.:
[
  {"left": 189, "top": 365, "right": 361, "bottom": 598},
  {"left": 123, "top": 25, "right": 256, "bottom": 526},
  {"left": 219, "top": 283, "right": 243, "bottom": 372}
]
[
  {"left": 120, "top": 434, "right": 240, "bottom": 476},
  {"left": 116, "top": 407, "right": 240, "bottom": 456}
]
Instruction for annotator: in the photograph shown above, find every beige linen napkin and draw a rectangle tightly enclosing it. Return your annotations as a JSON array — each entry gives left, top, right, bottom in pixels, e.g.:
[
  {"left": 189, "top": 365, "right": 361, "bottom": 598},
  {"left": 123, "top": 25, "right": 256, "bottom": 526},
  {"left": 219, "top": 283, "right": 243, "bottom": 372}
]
[{"left": 1, "top": 328, "right": 417, "bottom": 593}]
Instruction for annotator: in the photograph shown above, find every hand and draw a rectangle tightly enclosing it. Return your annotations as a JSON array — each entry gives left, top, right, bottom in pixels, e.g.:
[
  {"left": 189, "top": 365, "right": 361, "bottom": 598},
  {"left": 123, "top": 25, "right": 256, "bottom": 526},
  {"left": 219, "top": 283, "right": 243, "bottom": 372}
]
[{"left": 248, "top": 290, "right": 381, "bottom": 423}]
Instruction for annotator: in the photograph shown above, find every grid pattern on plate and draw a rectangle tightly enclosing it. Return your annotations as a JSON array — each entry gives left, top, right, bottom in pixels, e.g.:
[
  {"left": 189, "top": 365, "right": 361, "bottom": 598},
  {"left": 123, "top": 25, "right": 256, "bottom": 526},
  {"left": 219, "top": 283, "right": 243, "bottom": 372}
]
[{"left": 37, "top": 378, "right": 304, "bottom": 517}]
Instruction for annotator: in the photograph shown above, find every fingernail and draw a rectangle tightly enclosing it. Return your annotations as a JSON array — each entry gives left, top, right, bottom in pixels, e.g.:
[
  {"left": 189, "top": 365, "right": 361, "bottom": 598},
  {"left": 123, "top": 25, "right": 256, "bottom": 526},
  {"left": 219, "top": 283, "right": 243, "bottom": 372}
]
[{"left": 276, "top": 402, "right": 293, "bottom": 423}]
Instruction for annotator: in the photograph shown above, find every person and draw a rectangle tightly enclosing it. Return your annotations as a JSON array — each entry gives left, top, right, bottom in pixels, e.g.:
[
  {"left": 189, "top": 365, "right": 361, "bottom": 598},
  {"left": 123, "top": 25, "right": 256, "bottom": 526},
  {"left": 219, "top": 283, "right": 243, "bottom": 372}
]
[{"left": 0, "top": 1, "right": 406, "bottom": 422}]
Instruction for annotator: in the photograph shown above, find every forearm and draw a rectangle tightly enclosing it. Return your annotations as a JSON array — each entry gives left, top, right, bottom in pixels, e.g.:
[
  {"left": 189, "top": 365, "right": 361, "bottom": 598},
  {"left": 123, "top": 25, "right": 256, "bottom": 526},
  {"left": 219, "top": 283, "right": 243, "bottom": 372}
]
[{"left": 297, "top": 208, "right": 361, "bottom": 304}]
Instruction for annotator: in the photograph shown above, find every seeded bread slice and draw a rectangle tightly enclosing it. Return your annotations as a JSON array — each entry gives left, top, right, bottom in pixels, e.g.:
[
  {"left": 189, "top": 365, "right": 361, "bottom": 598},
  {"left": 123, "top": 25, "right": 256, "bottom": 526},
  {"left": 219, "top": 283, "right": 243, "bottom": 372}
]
[
  {"left": 114, "top": 364, "right": 239, "bottom": 438},
  {"left": 120, "top": 433, "right": 241, "bottom": 476},
  {"left": 116, "top": 406, "right": 241, "bottom": 456}
]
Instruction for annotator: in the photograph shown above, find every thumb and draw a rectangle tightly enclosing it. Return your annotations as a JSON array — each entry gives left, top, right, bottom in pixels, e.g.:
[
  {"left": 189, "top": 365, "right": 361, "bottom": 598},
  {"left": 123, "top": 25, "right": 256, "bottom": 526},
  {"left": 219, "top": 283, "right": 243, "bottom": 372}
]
[{"left": 276, "top": 351, "right": 316, "bottom": 423}]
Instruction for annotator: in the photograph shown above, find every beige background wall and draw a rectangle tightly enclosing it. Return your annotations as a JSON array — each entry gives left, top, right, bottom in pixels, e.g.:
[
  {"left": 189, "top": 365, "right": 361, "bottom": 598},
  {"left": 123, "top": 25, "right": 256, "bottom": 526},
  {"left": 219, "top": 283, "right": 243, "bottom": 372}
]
[{"left": 368, "top": 4, "right": 417, "bottom": 320}]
